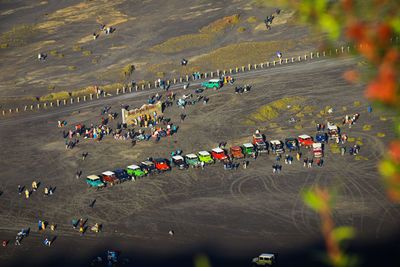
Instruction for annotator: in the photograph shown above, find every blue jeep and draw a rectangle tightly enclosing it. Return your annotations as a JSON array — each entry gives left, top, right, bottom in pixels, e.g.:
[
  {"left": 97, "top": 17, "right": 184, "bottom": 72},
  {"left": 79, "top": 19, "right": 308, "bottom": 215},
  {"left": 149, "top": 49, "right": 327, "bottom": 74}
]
[
  {"left": 316, "top": 133, "right": 328, "bottom": 143},
  {"left": 285, "top": 138, "right": 298, "bottom": 151}
]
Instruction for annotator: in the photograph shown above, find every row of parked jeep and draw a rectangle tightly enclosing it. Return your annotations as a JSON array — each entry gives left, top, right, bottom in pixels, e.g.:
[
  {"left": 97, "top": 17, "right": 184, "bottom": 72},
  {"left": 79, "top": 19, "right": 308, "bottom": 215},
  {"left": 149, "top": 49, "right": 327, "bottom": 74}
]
[{"left": 86, "top": 129, "right": 340, "bottom": 188}]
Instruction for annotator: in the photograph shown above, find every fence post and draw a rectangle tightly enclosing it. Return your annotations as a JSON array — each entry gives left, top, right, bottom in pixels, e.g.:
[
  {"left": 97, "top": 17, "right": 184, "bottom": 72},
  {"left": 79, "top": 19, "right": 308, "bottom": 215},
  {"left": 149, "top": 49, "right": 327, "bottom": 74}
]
[
  {"left": 31, "top": 105, "right": 34, "bottom": 110},
  {"left": 261, "top": 63, "right": 264, "bottom": 68},
  {"left": 123, "top": 87, "right": 126, "bottom": 93},
  {"left": 24, "top": 105, "right": 28, "bottom": 111},
  {"left": 211, "top": 72, "right": 214, "bottom": 77},
  {"left": 316, "top": 52, "right": 319, "bottom": 58},
  {"left": 285, "top": 58, "right": 288, "bottom": 63},
  {"left": 323, "top": 51, "right": 326, "bottom": 56},
  {"left": 142, "top": 84, "right": 145, "bottom": 90},
  {"left": 341, "top": 46, "right": 344, "bottom": 53},
  {"left": 77, "top": 97, "right": 80, "bottom": 103},
  {"left": 248, "top": 64, "right": 251, "bottom": 70},
  {"left": 64, "top": 99, "right": 67, "bottom": 105},
  {"left": 43, "top": 103, "right": 46, "bottom": 109},
  {"left": 37, "top": 103, "right": 40, "bottom": 109},
  {"left": 310, "top": 52, "right": 313, "bottom": 59},
  {"left": 266, "top": 62, "right": 270, "bottom": 67},
  {"left": 9, "top": 108, "right": 12, "bottom": 113},
  {"left": 304, "top": 54, "right": 307, "bottom": 60},
  {"left": 205, "top": 73, "right": 208, "bottom": 78},
  {"left": 90, "top": 94, "right": 93, "bottom": 100},
  {"left": 148, "top": 83, "right": 151, "bottom": 89},
  {"left": 16, "top": 107, "right": 19, "bottom": 113},
  {"left": 2, "top": 110, "right": 5, "bottom": 116},
  {"left": 50, "top": 102, "right": 53, "bottom": 107},
  {"left": 273, "top": 61, "right": 276, "bottom": 66},
  {"left": 242, "top": 66, "right": 245, "bottom": 72},
  {"left": 254, "top": 64, "right": 257, "bottom": 69}
]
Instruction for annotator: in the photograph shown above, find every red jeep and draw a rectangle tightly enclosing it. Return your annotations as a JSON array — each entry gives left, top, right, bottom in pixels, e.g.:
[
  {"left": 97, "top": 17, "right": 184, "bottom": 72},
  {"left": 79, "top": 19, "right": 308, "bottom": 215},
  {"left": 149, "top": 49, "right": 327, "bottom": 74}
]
[
  {"left": 298, "top": 134, "right": 314, "bottom": 147},
  {"left": 229, "top": 146, "right": 244, "bottom": 159},
  {"left": 101, "top": 171, "right": 120, "bottom": 186},
  {"left": 211, "top": 147, "right": 228, "bottom": 161},
  {"left": 154, "top": 158, "right": 170, "bottom": 172},
  {"left": 253, "top": 133, "right": 263, "bottom": 145}
]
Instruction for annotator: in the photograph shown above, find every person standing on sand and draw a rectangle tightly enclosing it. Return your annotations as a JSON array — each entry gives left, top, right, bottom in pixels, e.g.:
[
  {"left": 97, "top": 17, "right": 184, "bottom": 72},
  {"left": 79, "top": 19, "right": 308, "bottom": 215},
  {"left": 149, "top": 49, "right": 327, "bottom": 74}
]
[
  {"left": 32, "top": 181, "right": 37, "bottom": 191},
  {"left": 25, "top": 189, "right": 30, "bottom": 199},
  {"left": 38, "top": 221, "right": 42, "bottom": 231},
  {"left": 72, "top": 219, "right": 76, "bottom": 229},
  {"left": 79, "top": 227, "right": 84, "bottom": 236}
]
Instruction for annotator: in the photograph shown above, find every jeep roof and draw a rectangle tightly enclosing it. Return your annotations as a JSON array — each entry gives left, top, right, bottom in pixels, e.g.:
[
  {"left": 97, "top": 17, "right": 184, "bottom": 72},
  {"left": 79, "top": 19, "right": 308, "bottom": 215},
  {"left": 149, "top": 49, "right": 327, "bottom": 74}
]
[
  {"left": 259, "top": 253, "right": 275, "bottom": 258},
  {"left": 298, "top": 134, "right": 311, "bottom": 139},
  {"left": 154, "top": 158, "right": 166, "bottom": 163},
  {"left": 127, "top": 164, "right": 140, "bottom": 170},
  {"left": 270, "top": 140, "right": 281, "bottom": 145},
  {"left": 211, "top": 147, "right": 224, "bottom": 153},
  {"left": 172, "top": 155, "right": 184, "bottom": 161},
  {"left": 102, "top": 171, "right": 115, "bottom": 176},
  {"left": 141, "top": 160, "right": 155, "bottom": 166},
  {"left": 256, "top": 141, "right": 266, "bottom": 145},
  {"left": 312, "top": 142, "right": 322, "bottom": 149},
  {"left": 328, "top": 125, "right": 338, "bottom": 130},
  {"left": 198, "top": 151, "right": 210, "bottom": 156},
  {"left": 243, "top": 143, "right": 254, "bottom": 148},
  {"left": 253, "top": 133, "right": 263, "bottom": 139},
  {"left": 87, "top": 175, "right": 100, "bottom": 180},
  {"left": 209, "top": 79, "right": 220, "bottom": 83},
  {"left": 185, "top": 153, "right": 198, "bottom": 159}
]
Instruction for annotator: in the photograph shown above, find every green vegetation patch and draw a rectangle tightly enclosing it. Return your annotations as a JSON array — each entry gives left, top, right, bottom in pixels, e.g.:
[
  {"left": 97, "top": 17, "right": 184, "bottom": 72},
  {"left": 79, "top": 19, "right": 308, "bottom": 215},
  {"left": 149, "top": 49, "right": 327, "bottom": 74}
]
[
  {"left": 354, "top": 101, "right": 360, "bottom": 105},
  {"left": 294, "top": 125, "right": 303, "bottom": 129},
  {"left": 68, "top": 66, "right": 75, "bottom": 70},
  {"left": 0, "top": 25, "right": 38, "bottom": 47},
  {"left": 237, "top": 27, "right": 246, "bottom": 32},
  {"left": 247, "top": 16, "right": 258, "bottom": 23},
  {"left": 72, "top": 46, "right": 82, "bottom": 51},
  {"left": 377, "top": 132, "right": 386, "bottom": 137},
  {"left": 331, "top": 147, "right": 340, "bottom": 153},
  {"left": 82, "top": 50, "right": 92, "bottom": 55},
  {"left": 347, "top": 137, "right": 355, "bottom": 142},
  {"left": 380, "top": 117, "right": 387, "bottom": 121},
  {"left": 271, "top": 96, "right": 306, "bottom": 110}
]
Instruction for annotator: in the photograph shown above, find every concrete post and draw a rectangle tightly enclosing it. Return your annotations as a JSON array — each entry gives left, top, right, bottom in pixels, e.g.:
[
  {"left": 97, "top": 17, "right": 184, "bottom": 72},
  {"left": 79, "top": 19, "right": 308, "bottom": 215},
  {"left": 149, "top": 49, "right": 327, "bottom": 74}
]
[
  {"left": 223, "top": 70, "right": 226, "bottom": 75},
  {"left": 310, "top": 52, "right": 313, "bottom": 59},
  {"left": 84, "top": 96, "right": 86, "bottom": 101},
  {"left": 254, "top": 64, "right": 257, "bottom": 69},
  {"left": 267, "top": 62, "right": 270, "bottom": 67},
  {"left": 103, "top": 91, "right": 106, "bottom": 97},
  {"left": 261, "top": 63, "right": 264, "bottom": 68},
  {"left": 186, "top": 75, "right": 189, "bottom": 81},
  {"left": 217, "top": 70, "right": 220, "bottom": 76},
  {"left": 9, "top": 108, "right": 12, "bottom": 113},
  {"left": 24, "top": 106, "right": 28, "bottom": 111},
  {"left": 273, "top": 61, "right": 276, "bottom": 66},
  {"left": 347, "top": 46, "right": 350, "bottom": 52},
  {"left": 16, "top": 107, "right": 19, "bottom": 112},
  {"left": 123, "top": 87, "right": 126, "bottom": 93},
  {"left": 179, "top": 77, "right": 183, "bottom": 83},
  {"left": 211, "top": 72, "right": 214, "bottom": 77},
  {"left": 316, "top": 52, "right": 319, "bottom": 58},
  {"left": 70, "top": 98, "right": 73, "bottom": 104},
  {"left": 167, "top": 80, "right": 170, "bottom": 86},
  {"left": 37, "top": 104, "right": 40, "bottom": 109},
  {"left": 229, "top": 69, "right": 232, "bottom": 74},
  {"left": 242, "top": 66, "right": 245, "bottom": 72},
  {"left": 148, "top": 83, "right": 151, "bottom": 89},
  {"left": 50, "top": 102, "right": 53, "bottom": 107},
  {"left": 90, "top": 94, "right": 93, "bottom": 100},
  {"left": 2, "top": 110, "right": 5, "bottom": 116},
  {"left": 341, "top": 46, "right": 344, "bottom": 53},
  {"left": 77, "top": 97, "right": 80, "bottom": 103},
  {"left": 57, "top": 100, "right": 60, "bottom": 106},
  {"left": 173, "top": 78, "right": 176, "bottom": 84},
  {"left": 142, "top": 84, "right": 145, "bottom": 90},
  {"left": 43, "top": 103, "right": 46, "bottom": 109},
  {"left": 298, "top": 56, "right": 301, "bottom": 61},
  {"left": 31, "top": 105, "right": 34, "bottom": 110},
  {"left": 129, "top": 86, "right": 132, "bottom": 92},
  {"left": 323, "top": 51, "right": 326, "bottom": 56},
  {"left": 205, "top": 73, "right": 208, "bottom": 78},
  {"left": 304, "top": 54, "right": 307, "bottom": 60},
  {"left": 235, "top": 67, "right": 239, "bottom": 73},
  {"left": 154, "top": 81, "right": 158, "bottom": 88},
  {"left": 64, "top": 99, "right": 67, "bottom": 105},
  {"left": 279, "top": 59, "right": 282, "bottom": 64},
  {"left": 135, "top": 86, "right": 138, "bottom": 91},
  {"left": 336, "top": 48, "right": 338, "bottom": 54}
]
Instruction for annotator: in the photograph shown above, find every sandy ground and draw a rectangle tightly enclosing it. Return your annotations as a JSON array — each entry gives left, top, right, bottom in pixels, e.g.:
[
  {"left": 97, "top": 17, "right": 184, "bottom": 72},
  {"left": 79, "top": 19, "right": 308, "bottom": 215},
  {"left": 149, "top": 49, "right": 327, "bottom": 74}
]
[{"left": 0, "top": 57, "right": 399, "bottom": 266}]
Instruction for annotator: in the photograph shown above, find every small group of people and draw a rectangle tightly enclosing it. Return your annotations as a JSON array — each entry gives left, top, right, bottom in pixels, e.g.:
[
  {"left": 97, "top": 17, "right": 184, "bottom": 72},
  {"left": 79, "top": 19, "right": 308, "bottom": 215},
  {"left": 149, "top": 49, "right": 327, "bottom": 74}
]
[
  {"left": 234, "top": 85, "right": 251, "bottom": 94},
  {"left": 192, "top": 72, "right": 201, "bottom": 80}
]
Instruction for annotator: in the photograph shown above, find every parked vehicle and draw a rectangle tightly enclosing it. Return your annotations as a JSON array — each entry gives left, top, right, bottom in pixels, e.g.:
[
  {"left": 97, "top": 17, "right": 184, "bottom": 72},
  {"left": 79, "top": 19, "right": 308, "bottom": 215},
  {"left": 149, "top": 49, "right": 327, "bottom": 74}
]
[
  {"left": 327, "top": 125, "right": 340, "bottom": 139},
  {"left": 172, "top": 155, "right": 188, "bottom": 169},
  {"left": 285, "top": 138, "right": 298, "bottom": 151},
  {"left": 316, "top": 132, "right": 328, "bottom": 143},
  {"left": 86, "top": 175, "right": 105, "bottom": 188},
  {"left": 185, "top": 153, "right": 201, "bottom": 168},
  {"left": 113, "top": 169, "right": 130, "bottom": 183},
  {"left": 243, "top": 143, "right": 256, "bottom": 157},
  {"left": 253, "top": 133, "right": 264, "bottom": 144},
  {"left": 154, "top": 158, "right": 170, "bottom": 172},
  {"left": 312, "top": 142, "right": 324, "bottom": 157},
  {"left": 298, "top": 134, "right": 314, "bottom": 147},
  {"left": 140, "top": 160, "right": 157, "bottom": 174},
  {"left": 255, "top": 141, "right": 268, "bottom": 153},
  {"left": 101, "top": 171, "right": 120, "bottom": 186},
  {"left": 201, "top": 79, "right": 222, "bottom": 89},
  {"left": 270, "top": 140, "right": 284, "bottom": 154},
  {"left": 126, "top": 164, "right": 146, "bottom": 178},
  {"left": 252, "top": 253, "right": 275, "bottom": 266},
  {"left": 198, "top": 151, "right": 214, "bottom": 164},
  {"left": 211, "top": 147, "right": 228, "bottom": 161},
  {"left": 230, "top": 146, "right": 244, "bottom": 159}
]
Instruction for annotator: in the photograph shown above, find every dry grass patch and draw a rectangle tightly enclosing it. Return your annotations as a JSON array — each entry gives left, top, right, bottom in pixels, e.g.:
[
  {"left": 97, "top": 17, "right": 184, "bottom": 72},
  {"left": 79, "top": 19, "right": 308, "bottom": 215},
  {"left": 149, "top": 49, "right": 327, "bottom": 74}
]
[
  {"left": 294, "top": 125, "right": 303, "bottom": 129},
  {"left": 347, "top": 137, "right": 355, "bottom": 142},
  {"left": 237, "top": 27, "right": 246, "bottom": 32},
  {"left": 356, "top": 141, "right": 363, "bottom": 146},
  {"left": 363, "top": 124, "right": 372, "bottom": 131},
  {"left": 72, "top": 46, "right": 82, "bottom": 51},
  {"left": 289, "top": 105, "right": 302, "bottom": 112},
  {"left": 380, "top": 117, "right": 387, "bottom": 121},
  {"left": 342, "top": 106, "right": 347, "bottom": 111},
  {"left": 82, "top": 50, "right": 92, "bottom": 55},
  {"left": 199, "top": 14, "right": 240, "bottom": 33},
  {"left": 331, "top": 147, "right": 340, "bottom": 153},
  {"left": 377, "top": 132, "right": 386, "bottom": 137},
  {"left": 97, "top": 64, "right": 134, "bottom": 82},
  {"left": 271, "top": 96, "right": 306, "bottom": 110},
  {"left": 269, "top": 123, "right": 278, "bottom": 127},
  {"left": 354, "top": 101, "right": 360, "bottom": 105},
  {"left": 0, "top": 25, "right": 38, "bottom": 47},
  {"left": 91, "top": 59, "right": 97, "bottom": 63},
  {"left": 247, "top": 16, "right": 258, "bottom": 23},
  {"left": 68, "top": 66, "right": 75, "bottom": 70},
  {"left": 50, "top": 51, "right": 57, "bottom": 55},
  {"left": 149, "top": 33, "right": 215, "bottom": 53},
  {"left": 58, "top": 53, "right": 64, "bottom": 58}
]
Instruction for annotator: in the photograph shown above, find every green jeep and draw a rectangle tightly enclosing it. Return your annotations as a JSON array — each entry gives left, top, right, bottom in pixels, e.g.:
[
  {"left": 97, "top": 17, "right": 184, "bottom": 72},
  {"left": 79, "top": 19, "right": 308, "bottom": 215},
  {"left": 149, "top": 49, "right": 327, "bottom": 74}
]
[
  {"left": 185, "top": 153, "right": 201, "bottom": 168},
  {"left": 197, "top": 151, "right": 214, "bottom": 164},
  {"left": 126, "top": 164, "right": 146, "bottom": 179},
  {"left": 201, "top": 79, "right": 222, "bottom": 90},
  {"left": 243, "top": 143, "right": 256, "bottom": 157},
  {"left": 252, "top": 253, "right": 275, "bottom": 266}
]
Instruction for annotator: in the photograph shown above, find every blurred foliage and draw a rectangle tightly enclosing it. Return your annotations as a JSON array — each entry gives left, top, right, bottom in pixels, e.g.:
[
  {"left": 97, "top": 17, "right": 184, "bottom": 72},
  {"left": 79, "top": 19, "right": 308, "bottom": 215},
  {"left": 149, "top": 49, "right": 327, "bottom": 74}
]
[{"left": 194, "top": 254, "right": 212, "bottom": 267}]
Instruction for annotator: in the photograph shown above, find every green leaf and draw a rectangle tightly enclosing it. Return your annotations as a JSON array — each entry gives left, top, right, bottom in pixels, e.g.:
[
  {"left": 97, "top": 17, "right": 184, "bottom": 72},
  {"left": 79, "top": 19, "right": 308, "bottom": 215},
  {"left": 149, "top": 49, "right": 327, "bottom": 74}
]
[
  {"left": 319, "top": 14, "right": 340, "bottom": 40},
  {"left": 302, "top": 188, "right": 323, "bottom": 211},
  {"left": 332, "top": 226, "right": 355, "bottom": 242},
  {"left": 379, "top": 160, "right": 397, "bottom": 177},
  {"left": 194, "top": 254, "right": 211, "bottom": 267},
  {"left": 390, "top": 17, "right": 400, "bottom": 34}
]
